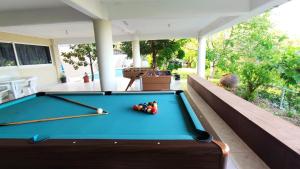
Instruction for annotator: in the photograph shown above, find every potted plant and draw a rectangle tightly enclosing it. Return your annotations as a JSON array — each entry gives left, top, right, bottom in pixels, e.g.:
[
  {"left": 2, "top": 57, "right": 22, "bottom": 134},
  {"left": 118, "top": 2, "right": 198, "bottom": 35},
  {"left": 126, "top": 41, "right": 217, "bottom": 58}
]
[
  {"left": 60, "top": 74, "right": 67, "bottom": 83},
  {"left": 167, "top": 60, "right": 182, "bottom": 80},
  {"left": 174, "top": 73, "right": 181, "bottom": 80}
]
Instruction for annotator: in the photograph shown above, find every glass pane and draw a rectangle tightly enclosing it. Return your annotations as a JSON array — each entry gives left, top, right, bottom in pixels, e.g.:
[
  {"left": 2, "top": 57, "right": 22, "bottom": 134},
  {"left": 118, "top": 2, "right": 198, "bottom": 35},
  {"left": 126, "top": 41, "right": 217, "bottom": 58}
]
[
  {"left": 15, "top": 44, "right": 52, "bottom": 65},
  {"left": 0, "top": 42, "right": 17, "bottom": 67}
]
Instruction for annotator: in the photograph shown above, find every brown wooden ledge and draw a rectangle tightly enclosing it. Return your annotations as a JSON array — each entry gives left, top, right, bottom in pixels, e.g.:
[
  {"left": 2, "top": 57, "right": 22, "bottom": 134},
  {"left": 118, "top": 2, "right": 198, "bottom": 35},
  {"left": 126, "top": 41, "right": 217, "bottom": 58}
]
[{"left": 188, "top": 75, "right": 300, "bottom": 169}]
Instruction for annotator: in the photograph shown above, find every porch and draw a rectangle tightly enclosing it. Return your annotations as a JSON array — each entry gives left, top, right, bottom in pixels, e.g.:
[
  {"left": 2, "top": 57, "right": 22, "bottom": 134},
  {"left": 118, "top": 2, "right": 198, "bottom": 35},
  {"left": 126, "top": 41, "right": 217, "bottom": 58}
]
[{"left": 0, "top": 0, "right": 299, "bottom": 169}]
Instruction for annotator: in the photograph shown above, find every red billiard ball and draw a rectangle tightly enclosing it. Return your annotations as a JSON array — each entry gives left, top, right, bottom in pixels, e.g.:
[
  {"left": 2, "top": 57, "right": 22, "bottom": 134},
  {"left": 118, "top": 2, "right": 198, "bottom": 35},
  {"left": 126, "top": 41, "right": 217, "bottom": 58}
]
[
  {"left": 133, "top": 105, "right": 138, "bottom": 111},
  {"left": 151, "top": 107, "right": 157, "bottom": 114}
]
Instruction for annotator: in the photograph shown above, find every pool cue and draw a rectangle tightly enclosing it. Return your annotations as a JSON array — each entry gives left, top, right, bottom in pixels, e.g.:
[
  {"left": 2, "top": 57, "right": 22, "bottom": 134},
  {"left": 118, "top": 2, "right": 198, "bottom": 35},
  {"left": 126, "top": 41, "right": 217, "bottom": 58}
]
[
  {"left": 0, "top": 113, "right": 104, "bottom": 127},
  {"left": 46, "top": 94, "right": 107, "bottom": 114}
]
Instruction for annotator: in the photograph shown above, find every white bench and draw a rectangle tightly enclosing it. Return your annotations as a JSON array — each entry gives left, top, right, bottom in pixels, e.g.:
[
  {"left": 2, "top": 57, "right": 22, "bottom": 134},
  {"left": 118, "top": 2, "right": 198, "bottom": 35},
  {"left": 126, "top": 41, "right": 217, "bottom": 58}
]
[
  {"left": 0, "top": 85, "right": 9, "bottom": 103},
  {"left": 0, "top": 76, "right": 38, "bottom": 99}
]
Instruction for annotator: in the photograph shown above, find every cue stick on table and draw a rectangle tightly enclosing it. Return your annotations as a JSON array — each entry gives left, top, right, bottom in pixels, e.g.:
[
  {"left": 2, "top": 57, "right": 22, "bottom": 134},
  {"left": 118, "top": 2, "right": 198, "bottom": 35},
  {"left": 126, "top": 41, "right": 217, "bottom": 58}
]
[
  {"left": 0, "top": 113, "right": 104, "bottom": 127},
  {"left": 46, "top": 94, "right": 107, "bottom": 114}
]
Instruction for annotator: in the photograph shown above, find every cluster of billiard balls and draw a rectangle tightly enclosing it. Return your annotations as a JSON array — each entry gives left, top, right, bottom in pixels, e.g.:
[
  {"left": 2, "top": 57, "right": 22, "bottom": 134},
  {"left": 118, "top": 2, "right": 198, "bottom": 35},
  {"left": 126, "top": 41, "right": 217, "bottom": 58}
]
[{"left": 133, "top": 101, "right": 158, "bottom": 114}]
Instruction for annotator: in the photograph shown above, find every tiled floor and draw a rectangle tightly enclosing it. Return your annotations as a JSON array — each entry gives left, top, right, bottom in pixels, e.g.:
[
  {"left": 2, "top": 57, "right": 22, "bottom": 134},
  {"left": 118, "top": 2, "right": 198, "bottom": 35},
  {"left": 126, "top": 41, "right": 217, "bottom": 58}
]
[
  {"left": 42, "top": 78, "right": 267, "bottom": 169},
  {"left": 42, "top": 77, "right": 186, "bottom": 92},
  {"left": 186, "top": 85, "right": 270, "bottom": 169}
]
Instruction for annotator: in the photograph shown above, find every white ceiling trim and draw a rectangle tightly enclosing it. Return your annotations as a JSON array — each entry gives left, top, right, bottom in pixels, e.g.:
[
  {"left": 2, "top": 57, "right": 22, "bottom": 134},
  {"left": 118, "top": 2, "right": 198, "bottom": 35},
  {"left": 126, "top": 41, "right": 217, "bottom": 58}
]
[{"left": 62, "top": 0, "right": 108, "bottom": 19}]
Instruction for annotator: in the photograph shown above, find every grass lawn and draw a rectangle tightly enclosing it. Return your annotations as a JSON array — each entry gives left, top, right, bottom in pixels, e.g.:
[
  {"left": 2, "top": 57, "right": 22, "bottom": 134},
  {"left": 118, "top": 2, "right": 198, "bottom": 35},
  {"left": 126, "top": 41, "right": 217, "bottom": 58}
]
[{"left": 172, "top": 68, "right": 197, "bottom": 79}]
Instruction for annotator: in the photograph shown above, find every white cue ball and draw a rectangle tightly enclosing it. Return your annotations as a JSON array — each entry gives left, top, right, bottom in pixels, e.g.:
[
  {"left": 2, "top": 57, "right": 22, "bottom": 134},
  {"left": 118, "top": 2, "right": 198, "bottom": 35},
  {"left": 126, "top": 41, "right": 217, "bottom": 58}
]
[{"left": 97, "top": 108, "right": 103, "bottom": 114}]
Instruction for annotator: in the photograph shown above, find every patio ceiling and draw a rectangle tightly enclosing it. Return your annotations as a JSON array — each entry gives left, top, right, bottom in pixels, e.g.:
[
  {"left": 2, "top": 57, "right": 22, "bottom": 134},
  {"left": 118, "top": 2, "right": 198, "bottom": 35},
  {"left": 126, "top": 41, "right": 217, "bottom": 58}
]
[{"left": 0, "top": 0, "right": 288, "bottom": 44}]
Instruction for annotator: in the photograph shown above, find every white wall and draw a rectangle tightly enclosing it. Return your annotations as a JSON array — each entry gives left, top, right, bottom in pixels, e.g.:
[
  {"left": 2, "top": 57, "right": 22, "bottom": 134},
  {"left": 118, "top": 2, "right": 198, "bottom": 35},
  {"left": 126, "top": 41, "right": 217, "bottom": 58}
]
[{"left": 0, "top": 32, "right": 60, "bottom": 89}]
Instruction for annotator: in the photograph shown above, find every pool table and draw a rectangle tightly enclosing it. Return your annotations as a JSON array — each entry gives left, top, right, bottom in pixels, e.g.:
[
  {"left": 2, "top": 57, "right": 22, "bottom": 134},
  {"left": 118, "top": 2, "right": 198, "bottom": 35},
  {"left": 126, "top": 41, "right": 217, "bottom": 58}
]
[{"left": 0, "top": 90, "right": 228, "bottom": 169}]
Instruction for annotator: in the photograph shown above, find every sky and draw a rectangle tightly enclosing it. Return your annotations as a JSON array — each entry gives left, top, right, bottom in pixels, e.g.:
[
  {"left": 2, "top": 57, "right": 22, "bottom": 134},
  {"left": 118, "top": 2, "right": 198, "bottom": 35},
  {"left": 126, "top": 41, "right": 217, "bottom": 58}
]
[{"left": 270, "top": 0, "right": 300, "bottom": 39}]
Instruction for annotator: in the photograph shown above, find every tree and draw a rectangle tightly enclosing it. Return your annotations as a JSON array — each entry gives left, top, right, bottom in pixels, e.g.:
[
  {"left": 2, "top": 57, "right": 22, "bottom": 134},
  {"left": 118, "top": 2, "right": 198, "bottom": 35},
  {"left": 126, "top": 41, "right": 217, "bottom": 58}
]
[
  {"left": 233, "top": 13, "right": 284, "bottom": 100},
  {"left": 199, "top": 11, "right": 299, "bottom": 115},
  {"left": 239, "top": 63, "right": 274, "bottom": 100},
  {"left": 120, "top": 40, "right": 186, "bottom": 69},
  {"left": 206, "top": 29, "right": 237, "bottom": 79},
  {"left": 181, "top": 38, "right": 198, "bottom": 68},
  {"left": 276, "top": 46, "right": 300, "bottom": 111},
  {"left": 277, "top": 46, "right": 300, "bottom": 87},
  {"left": 206, "top": 13, "right": 283, "bottom": 100},
  {"left": 61, "top": 44, "right": 97, "bottom": 81}
]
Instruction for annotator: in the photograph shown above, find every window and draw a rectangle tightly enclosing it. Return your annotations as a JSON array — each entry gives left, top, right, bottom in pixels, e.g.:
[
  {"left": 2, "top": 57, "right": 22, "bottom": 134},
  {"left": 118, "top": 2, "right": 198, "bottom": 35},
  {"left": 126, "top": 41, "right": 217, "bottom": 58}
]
[
  {"left": 0, "top": 42, "right": 52, "bottom": 67},
  {"left": 0, "top": 42, "right": 17, "bottom": 67},
  {"left": 15, "top": 44, "right": 52, "bottom": 65}
]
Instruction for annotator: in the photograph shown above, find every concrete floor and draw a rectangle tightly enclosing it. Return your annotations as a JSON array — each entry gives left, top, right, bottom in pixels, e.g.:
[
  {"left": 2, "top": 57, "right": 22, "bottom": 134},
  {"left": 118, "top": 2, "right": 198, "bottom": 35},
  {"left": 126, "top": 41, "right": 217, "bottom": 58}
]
[{"left": 42, "top": 77, "right": 186, "bottom": 92}]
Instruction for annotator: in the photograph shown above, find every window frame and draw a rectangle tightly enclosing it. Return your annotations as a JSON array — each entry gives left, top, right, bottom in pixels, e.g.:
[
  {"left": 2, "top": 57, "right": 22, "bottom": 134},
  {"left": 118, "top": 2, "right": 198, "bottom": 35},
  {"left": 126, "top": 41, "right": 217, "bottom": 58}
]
[
  {"left": 0, "top": 40, "right": 54, "bottom": 69},
  {"left": 0, "top": 41, "right": 18, "bottom": 68}
]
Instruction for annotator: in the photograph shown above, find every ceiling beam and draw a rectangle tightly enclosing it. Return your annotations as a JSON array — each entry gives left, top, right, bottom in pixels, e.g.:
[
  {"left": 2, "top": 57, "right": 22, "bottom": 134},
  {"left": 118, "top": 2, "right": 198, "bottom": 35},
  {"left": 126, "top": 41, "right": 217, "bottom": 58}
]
[
  {"left": 198, "top": 16, "right": 239, "bottom": 37},
  {"left": 198, "top": 0, "right": 289, "bottom": 36},
  {"left": 0, "top": 7, "right": 89, "bottom": 27},
  {"left": 250, "top": 0, "right": 288, "bottom": 13},
  {"left": 63, "top": 0, "right": 137, "bottom": 40},
  {"left": 55, "top": 37, "right": 95, "bottom": 44},
  {"left": 104, "top": 0, "right": 250, "bottom": 20},
  {"left": 112, "top": 22, "right": 135, "bottom": 35},
  {"left": 55, "top": 31, "right": 198, "bottom": 44},
  {"left": 62, "top": 0, "right": 108, "bottom": 19}
]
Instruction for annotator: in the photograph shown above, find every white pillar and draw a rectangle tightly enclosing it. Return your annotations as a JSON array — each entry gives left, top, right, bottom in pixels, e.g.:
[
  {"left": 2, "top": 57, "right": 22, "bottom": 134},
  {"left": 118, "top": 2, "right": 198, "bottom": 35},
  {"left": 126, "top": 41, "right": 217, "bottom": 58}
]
[
  {"left": 50, "top": 40, "right": 63, "bottom": 82},
  {"left": 93, "top": 19, "right": 115, "bottom": 91},
  {"left": 197, "top": 36, "right": 206, "bottom": 78},
  {"left": 132, "top": 40, "right": 141, "bottom": 67}
]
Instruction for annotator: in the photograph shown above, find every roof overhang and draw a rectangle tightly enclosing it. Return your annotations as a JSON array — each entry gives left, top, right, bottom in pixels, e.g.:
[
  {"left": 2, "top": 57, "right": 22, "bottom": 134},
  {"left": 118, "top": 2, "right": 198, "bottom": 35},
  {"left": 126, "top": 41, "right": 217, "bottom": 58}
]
[{"left": 0, "top": 0, "right": 289, "bottom": 44}]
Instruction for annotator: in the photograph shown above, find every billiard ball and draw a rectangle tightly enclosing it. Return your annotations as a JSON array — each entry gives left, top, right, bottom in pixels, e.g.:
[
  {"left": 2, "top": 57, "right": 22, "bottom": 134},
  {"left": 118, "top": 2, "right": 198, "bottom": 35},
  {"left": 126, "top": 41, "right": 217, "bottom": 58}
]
[
  {"left": 96, "top": 108, "right": 103, "bottom": 114},
  {"left": 151, "top": 107, "right": 157, "bottom": 114},
  {"left": 133, "top": 105, "right": 138, "bottom": 111},
  {"left": 138, "top": 105, "right": 143, "bottom": 111}
]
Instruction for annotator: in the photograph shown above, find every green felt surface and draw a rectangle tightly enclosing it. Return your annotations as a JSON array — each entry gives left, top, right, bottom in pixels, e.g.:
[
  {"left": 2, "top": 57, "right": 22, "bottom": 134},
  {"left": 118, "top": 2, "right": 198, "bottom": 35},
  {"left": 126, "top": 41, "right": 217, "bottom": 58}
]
[{"left": 0, "top": 92, "right": 204, "bottom": 140}]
